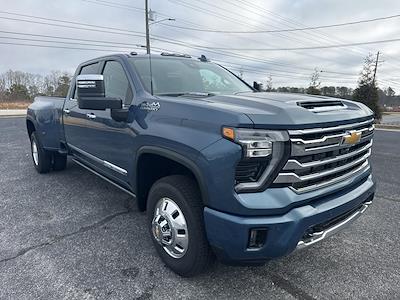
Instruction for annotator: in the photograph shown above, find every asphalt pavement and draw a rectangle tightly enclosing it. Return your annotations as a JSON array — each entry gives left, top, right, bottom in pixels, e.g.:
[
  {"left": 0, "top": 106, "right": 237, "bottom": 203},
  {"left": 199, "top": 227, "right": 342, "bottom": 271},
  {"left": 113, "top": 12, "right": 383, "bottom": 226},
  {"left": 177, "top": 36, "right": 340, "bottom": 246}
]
[{"left": 0, "top": 117, "right": 399, "bottom": 299}]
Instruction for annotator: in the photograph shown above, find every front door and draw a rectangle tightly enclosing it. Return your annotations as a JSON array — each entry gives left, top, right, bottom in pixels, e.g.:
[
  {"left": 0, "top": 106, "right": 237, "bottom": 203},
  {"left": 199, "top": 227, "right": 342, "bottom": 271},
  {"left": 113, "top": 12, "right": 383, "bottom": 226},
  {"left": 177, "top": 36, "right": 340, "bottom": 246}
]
[{"left": 82, "top": 60, "right": 136, "bottom": 187}]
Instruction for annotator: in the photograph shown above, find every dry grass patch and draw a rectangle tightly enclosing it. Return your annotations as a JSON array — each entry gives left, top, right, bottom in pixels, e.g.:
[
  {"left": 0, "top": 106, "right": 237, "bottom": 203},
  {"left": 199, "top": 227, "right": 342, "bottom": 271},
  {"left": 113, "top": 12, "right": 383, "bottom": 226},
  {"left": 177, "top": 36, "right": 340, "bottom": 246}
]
[{"left": 0, "top": 101, "right": 31, "bottom": 109}]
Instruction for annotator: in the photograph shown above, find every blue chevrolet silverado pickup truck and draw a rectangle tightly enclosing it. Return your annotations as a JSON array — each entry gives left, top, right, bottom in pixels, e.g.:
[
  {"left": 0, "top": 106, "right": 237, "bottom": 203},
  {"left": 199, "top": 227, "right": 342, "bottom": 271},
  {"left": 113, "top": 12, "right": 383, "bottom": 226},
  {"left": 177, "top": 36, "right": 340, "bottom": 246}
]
[{"left": 26, "top": 52, "right": 375, "bottom": 276}]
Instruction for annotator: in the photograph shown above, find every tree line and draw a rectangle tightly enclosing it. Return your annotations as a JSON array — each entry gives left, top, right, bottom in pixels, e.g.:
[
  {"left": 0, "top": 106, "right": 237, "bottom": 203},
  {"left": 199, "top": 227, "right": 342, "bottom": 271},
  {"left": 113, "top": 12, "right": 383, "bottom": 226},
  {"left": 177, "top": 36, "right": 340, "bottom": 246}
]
[
  {"left": 0, "top": 70, "right": 72, "bottom": 102},
  {"left": 269, "top": 85, "right": 355, "bottom": 99},
  {"left": 261, "top": 54, "right": 400, "bottom": 120}
]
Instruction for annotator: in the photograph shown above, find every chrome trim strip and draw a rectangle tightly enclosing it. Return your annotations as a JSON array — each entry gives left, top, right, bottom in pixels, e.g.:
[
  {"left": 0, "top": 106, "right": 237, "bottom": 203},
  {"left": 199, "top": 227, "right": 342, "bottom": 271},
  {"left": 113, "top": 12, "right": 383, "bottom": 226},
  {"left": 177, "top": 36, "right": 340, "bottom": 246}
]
[
  {"left": 291, "top": 132, "right": 344, "bottom": 145},
  {"left": 288, "top": 118, "right": 374, "bottom": 135},
  {"left": 68, "top": 144, "right": 128, "bottom": 176},
  {"left": 275, "top": 153, "right": 370, "bottom": 184},
  {"left": 284, "top": 141, "right": 372, "bottom": 170},
  {"left": 291, "top": 134, "right": 373, "bottom": 156},
  {"left": 296, "top": 200, "right": 372, "bottom": 250},
  {"left": 289, "top": 161, "right": 370, "bottom": 194},
  {"left": 76, "top": 74, "right": 104, "bottom": 81},
  {"left": 308, "top": 104, "right": 348, "bottom": 112},
  {"left": 290, "top": 126, "right": 373, "bottom": 145},
  {"left": 73, "top": 159, "right": 135, "bottom": 197},
  {"left": 103, "top": 161, "right": 128, "bottom": 175}
]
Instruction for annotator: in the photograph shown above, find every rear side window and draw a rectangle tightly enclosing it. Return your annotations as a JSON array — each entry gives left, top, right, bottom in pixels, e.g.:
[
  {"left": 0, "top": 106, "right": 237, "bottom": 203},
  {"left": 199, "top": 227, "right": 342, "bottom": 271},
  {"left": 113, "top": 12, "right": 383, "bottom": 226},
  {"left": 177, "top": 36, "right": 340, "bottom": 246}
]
[{"left": 102, "top": 61, "right": 133, "bottom": 105}]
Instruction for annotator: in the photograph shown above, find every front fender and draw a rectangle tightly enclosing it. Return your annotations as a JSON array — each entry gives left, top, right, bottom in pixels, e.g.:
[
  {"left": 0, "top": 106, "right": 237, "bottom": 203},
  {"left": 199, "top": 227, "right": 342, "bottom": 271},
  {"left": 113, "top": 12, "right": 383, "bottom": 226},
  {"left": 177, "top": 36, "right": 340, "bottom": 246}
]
[{"left": 135, "top": 145, "right": 210, "bottom": 207}]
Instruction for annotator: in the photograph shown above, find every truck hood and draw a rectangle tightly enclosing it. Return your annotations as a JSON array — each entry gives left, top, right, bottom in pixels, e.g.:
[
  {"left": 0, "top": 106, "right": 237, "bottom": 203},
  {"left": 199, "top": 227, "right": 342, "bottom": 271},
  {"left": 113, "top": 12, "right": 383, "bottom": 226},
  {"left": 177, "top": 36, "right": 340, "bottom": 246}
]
[{"left": 200, "top": 92, "right": 373, "bottom": 129}]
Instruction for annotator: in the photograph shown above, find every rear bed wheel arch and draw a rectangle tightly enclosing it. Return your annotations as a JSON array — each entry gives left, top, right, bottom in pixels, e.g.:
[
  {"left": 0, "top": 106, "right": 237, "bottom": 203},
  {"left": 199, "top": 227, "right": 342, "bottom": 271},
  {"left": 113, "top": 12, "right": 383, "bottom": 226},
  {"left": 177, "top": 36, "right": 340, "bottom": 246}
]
[{"left": 26, "top": 118, "right": 36, "bottom": 137}]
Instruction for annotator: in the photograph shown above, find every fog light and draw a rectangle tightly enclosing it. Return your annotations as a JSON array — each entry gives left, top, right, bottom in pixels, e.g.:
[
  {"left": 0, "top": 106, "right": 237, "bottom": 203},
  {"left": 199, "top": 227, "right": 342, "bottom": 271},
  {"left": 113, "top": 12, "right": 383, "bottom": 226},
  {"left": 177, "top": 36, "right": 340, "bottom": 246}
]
[{"left": 248, "top": 228, "right": 267, "bottom": 249}]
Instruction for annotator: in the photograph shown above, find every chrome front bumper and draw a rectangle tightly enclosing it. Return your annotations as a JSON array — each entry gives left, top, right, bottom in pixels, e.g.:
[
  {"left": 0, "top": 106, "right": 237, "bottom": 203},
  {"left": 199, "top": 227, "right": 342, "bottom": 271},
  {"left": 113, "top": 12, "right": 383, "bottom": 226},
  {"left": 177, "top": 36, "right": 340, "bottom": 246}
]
[{"left": 297, "top": 200, "right": 373, "bottom": 250}]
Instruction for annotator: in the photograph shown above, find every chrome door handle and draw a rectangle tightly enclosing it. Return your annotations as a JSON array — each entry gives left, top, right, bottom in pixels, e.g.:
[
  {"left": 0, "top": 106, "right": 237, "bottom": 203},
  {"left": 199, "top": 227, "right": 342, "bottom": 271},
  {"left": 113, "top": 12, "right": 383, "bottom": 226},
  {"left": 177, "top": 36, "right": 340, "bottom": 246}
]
[
  {"left": 63, "top": 108, "right": 70, "bottom": 114},
  {"left": 86, "top": 113, "right": 96, "bottom": 119}
]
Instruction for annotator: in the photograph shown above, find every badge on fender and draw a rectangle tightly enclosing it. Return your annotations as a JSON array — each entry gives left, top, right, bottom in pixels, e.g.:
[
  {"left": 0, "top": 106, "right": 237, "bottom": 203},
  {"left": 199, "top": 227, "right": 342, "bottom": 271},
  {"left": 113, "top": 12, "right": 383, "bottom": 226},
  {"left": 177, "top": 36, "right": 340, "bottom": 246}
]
[{"left": 139, "top": 101, "right": 160, "bottom": 112}]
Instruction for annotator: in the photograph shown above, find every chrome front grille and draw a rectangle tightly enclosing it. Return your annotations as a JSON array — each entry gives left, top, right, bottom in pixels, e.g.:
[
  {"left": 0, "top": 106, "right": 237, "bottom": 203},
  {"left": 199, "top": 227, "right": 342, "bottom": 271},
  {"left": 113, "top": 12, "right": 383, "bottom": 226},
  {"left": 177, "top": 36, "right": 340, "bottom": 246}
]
[{"left": 274, "top": 118, "right": 374, "bottom": 193}]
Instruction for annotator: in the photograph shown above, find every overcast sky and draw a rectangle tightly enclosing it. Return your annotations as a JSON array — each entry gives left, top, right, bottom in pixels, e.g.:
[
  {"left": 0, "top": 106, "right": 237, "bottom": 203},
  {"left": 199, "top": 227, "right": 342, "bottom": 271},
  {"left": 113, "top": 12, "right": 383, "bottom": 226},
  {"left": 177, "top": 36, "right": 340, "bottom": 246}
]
[{"left": 1, "top": 0, "right": 400, "bottom": 90}]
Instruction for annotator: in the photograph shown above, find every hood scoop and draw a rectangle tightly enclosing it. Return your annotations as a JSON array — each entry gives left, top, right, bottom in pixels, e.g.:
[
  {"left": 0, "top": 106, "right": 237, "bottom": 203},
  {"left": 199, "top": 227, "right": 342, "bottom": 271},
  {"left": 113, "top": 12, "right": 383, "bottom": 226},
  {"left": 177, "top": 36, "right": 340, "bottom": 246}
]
[{"left": 297, "top": 100, "right": 346, "bottom": 113}]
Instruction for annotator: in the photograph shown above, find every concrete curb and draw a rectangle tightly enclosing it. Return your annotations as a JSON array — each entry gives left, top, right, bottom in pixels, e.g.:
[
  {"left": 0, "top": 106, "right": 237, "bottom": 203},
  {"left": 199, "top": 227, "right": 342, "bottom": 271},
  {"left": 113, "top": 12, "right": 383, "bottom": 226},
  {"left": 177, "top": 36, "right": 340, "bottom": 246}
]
[
  {"left": 0, "top": 109, "right": 27, "bottom": 117},
  {"left": 375, "top": 124, "right": 400, "bottom": 130}
]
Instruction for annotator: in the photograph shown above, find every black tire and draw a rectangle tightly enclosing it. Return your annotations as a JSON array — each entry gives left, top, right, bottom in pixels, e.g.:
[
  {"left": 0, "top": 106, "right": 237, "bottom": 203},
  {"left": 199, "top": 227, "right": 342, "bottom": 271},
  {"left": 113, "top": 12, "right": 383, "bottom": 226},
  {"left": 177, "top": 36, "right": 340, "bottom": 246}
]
[
  {"left": 53, "top": 153, "right": 67, "bottom": 171},
  {"left": 30, "top": 132, "right": 51, "bottom": 174},
  {"left": 147, "top": 175, "right": 214, "bottom": 277}
]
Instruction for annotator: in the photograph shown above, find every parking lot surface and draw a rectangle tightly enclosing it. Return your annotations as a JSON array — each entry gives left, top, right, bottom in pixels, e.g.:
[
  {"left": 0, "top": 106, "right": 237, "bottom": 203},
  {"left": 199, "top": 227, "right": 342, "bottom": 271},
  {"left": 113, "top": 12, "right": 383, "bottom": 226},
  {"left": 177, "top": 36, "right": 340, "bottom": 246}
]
[
  {"left": 382, "top": 112, "right": 400, "bottom": 126},
  {"left": 0, "top": 117, "right": 399, "bottom": 299}
]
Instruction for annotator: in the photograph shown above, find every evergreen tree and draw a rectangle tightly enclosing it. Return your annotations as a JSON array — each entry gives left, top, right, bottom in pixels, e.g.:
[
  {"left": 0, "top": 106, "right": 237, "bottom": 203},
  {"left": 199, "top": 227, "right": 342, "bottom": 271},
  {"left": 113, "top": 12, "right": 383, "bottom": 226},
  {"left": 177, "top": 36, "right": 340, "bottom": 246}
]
[{"left": 353, "top": 54, "right": 381, "bottom": 121}]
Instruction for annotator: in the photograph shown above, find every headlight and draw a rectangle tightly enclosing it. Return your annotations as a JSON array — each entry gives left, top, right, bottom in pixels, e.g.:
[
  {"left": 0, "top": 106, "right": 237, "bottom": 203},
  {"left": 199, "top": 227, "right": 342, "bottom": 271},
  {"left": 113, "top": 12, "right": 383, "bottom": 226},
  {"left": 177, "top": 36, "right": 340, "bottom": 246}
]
[{"left": 223, "top": 127, "right": 290, "bottom": 192}]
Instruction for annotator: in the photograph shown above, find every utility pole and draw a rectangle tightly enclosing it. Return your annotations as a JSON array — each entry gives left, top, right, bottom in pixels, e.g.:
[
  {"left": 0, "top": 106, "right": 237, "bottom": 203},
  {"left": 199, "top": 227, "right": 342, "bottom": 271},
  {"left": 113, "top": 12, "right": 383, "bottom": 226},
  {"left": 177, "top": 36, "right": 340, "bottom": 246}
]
[
  {"left": 145, "top": 0, "right": 150, "bottom": 54},
  {"left": 372, "top": 51, "right": 380, "bottom": 86}
]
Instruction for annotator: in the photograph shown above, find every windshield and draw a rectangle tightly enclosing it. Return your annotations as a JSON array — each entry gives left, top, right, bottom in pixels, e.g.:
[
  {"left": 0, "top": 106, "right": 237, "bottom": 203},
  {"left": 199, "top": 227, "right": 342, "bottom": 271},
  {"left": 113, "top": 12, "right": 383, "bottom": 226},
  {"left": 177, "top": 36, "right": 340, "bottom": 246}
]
[{"left": 129, "top": 57, "right": 253, "bottom": 96}]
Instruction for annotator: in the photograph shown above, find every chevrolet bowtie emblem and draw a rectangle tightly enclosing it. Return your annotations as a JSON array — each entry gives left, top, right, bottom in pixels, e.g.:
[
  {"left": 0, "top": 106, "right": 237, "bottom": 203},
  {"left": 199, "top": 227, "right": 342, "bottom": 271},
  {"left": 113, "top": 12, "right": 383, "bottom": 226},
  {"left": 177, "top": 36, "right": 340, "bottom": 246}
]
[{"left": 342, "top": 130, "right": 362, "bottom": 145}]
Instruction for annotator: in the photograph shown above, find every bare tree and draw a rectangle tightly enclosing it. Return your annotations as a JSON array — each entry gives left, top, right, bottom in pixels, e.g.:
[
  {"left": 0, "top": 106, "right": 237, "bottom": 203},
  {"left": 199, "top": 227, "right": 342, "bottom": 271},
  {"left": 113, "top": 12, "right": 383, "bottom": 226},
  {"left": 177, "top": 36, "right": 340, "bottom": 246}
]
[
  {"left": 265, "top": 75, "right": 273, "bottom": 92},
  {"left": 306, "top": 69, "right": 321, "bottom": 95}
]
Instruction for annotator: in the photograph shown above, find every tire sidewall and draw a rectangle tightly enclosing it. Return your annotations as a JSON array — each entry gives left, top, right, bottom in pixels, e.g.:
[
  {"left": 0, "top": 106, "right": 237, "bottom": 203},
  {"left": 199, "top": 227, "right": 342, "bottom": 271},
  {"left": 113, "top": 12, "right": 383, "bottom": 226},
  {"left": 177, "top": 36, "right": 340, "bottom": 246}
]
[
  {"left": 30, "top": 132, "right": 41, "bottom": 172},
  {"left": 147, "top": 180, "right": 205, "bottom": 275},
  {"left": 30, "top": 132, "right": 51, "bottom": 173}
]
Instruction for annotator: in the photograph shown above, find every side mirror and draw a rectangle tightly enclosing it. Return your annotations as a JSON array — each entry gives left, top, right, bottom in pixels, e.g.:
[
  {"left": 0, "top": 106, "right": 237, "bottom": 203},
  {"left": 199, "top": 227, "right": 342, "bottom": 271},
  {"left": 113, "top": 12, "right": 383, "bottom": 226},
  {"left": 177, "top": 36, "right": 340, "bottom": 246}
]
[
  {"left": 76, "top": 74, "right": 122, "bottom": 110},
  {"left": 253, "top": 81, "right": 263, "bottom": 92}
]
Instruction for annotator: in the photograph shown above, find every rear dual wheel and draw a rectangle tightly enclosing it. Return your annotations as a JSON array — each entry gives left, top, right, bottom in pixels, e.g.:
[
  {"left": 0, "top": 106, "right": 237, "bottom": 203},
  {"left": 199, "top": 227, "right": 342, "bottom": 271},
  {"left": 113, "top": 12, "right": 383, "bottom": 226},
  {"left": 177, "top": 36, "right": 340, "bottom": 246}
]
[{"left": 30, "top": 132, "right": 67, "bottom": 173}]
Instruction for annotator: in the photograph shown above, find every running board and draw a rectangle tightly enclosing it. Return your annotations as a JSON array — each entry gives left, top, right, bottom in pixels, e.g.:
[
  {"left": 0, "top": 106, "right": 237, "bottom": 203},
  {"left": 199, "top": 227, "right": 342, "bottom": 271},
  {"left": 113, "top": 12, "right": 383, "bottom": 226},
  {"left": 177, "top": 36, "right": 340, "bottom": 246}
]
[{"left": 72, "top": 158, "right": 136, "bottom": 198}]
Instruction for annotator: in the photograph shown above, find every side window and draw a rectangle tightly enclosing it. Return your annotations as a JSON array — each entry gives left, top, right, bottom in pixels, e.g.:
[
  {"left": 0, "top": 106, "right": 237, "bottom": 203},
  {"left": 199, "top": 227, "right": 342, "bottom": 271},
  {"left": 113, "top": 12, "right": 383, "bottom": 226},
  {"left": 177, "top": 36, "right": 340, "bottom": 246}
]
[
  {"left": 73, "top": 62, "right": 99, "bottom": 99},
  {"left": 81, "top": 63, "right": 100, "bottom": 74},
  {"left": 102, "top": 61, "right": 133, "bottom": 105}
]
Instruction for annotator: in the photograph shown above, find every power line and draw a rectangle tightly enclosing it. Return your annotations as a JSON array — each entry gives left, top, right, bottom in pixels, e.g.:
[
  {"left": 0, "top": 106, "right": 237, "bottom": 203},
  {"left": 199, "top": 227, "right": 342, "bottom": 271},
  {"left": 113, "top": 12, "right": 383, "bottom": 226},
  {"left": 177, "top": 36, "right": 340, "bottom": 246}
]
[
  {"left": 0, "top": 14, "right": 321, "bottom": 73},
  {"left": 161, "top": 12, "right": 400, "bottom": 33},
  {"left": 0, "top": 41, "right": 134, "bottom": 52},
  {"left": 0, "top": 30, "right": 305, "bottom": 74},
  {"left": 0, "top": 16, "right": 145, "bottom": 39},
  {"left": 0, "top": 11, "right": 145, "bottom": 35},
  {"left": 162, "top": 0, "right": 372, "bottom": 72},
  {"left": 0, "top": 35, "right": 144, "bottom": 49},
  {"left": 166, "top": 0, "right": 310, "bottom": 46},
  {"left": 2, "top": 37, "right": 399, "bottom": 88},
  {"left": 81, "top": 0, "right": 144, "bottom": 12},
  {"left": 82, "top": 0, "right": 204, "bottom": 29},
  {"left": 0, "top": 30, "right": 143, "bottom": 47},
  {"left": 80, "top": 1, "right": 370, "bottom": 75},
  {"left": 0, "top": 10, "right": 390, "bottom": 84},
  {"left": 207, "top": 38, "right": 400, "bottom": 51},
  {"left": 225, "top": 0, "right": 400, "bottom": 71}
]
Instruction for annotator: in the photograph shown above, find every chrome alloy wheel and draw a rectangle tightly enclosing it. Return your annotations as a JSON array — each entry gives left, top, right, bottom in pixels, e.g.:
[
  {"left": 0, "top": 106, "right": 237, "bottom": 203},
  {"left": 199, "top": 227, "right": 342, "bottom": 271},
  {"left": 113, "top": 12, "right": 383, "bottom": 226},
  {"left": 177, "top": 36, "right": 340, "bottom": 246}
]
[
  {"left": 152, "top": 197, "right": 189, "bottom": 259},
  {"left": 31, "top": 139, "right": 39, "bottom": 166}
]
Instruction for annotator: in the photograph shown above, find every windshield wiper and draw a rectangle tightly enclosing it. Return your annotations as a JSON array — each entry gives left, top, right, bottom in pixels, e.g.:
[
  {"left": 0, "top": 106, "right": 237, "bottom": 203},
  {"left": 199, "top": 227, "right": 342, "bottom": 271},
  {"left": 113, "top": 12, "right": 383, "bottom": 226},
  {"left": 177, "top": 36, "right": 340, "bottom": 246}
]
[{"left": 157, "top": 92, "right": 216, "bottom": 98}]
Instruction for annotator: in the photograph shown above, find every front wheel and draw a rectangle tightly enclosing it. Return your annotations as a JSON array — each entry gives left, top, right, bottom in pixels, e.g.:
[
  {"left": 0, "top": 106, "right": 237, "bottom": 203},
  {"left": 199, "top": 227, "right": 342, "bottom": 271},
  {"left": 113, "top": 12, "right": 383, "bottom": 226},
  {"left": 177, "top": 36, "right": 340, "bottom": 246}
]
[{"left": 147, "top": 175, "right": 214, "bottom": 277}]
